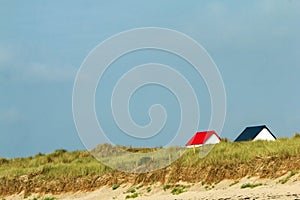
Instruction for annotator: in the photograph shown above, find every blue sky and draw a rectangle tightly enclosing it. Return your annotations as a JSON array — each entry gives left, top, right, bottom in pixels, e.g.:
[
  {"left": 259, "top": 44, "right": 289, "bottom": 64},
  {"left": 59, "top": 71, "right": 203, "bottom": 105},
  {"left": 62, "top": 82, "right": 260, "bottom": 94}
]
[{"left": 0, "top": 1, "right": 300, "bottom": 158}]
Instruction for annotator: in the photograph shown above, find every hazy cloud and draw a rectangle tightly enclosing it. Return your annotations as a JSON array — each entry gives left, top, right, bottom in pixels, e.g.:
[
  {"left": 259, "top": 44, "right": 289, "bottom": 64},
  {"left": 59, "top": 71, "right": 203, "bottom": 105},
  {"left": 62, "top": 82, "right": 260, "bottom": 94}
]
[
  {"left": 21, "top": 63, "right": 76, "bottom": 82},
  {"left": 0, "top": 62, "right": 76, "bottom": 83},
  {"left": 0, "top": 107, "right": 25, "bottom": 123},
  {"left": 182, "top": 1, "right": 300, "bottom": 51},
  {"left": 0, "top": 46, "right": 13, "bottom": 65}
]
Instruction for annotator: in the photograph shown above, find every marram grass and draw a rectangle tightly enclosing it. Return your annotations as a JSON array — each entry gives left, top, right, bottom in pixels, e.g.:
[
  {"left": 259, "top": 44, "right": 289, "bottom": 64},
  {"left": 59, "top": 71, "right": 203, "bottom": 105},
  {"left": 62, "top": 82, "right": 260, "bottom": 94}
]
[{"left": 0, "top": 136, "right": 299, "bottom": 196}]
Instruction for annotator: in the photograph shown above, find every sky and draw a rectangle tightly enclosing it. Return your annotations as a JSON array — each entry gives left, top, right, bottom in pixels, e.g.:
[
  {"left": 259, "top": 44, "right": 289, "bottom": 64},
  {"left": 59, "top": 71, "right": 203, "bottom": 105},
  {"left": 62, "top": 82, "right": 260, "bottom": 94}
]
[{"left": 0, "top": 0, "right": 300, "bottom": 158}]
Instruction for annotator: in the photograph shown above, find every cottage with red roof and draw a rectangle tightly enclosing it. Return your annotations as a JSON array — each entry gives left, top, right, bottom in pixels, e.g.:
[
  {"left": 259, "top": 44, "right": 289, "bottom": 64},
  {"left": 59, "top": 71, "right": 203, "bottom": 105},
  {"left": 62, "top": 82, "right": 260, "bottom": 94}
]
[{"left": 185, "top": 130, "right": 221, "bottom": 148}]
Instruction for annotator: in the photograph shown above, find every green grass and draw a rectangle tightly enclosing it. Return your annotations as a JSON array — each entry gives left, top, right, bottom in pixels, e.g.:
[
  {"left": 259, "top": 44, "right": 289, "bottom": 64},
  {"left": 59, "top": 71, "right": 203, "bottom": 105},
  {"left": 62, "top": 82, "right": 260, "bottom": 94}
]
[
  {"left": 20, "top": 197, "right": 56, "bottom": 200},
  {"left": 146, "top": 187, "right": 151, "bottom": 193},
  {"left": 241, "top": 183, "right": 263, "bottom": 189},
  {"left": 163, "top": 184, "right": 172, "bottom": 191},
  {"left": 278, "top": 170, "right": 298, "bottom": 184},
  {"left": 170, "top": 185, "right": 189, "bottom": 195},
  {"left": 125, "top": 193, "right": 138, "bottom": 199},
  {"left": 112, "top": 184, "right": 120, "bottom": 190},
  {"left": 171, "top": 187, "right": 185, "bottom": 195},
  {"left": 43, "top": 197, "right": 56, "bottom": 200},
  {"left": 129, "top": 188, "right": 136, "bottom": 193},
  {"left": 123, "top": 188, "right": 136, "bottom": 195},
  {"left": 229, "top": 180, "right": 239, "bottom": 187},
  {"left": 204, "top": 185, "right": 211, "bottom": 190},
  {"left": 136, "top": 184, "right": 143, "bottom": 189}
]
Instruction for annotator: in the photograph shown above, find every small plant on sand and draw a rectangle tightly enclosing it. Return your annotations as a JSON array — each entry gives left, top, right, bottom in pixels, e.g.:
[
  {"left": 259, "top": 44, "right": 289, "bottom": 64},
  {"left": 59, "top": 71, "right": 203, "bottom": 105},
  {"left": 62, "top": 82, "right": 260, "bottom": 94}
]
[
  {"left": 290, "top": 170, "right": 298, "bottom": 176},
  {"left": 136, "top": 184, "right": 143, "bottom": 189},
  {"left": 123, "top": 187, "right": 136, "bottom": 194},
  {"left": 24, "top": 193, "right": 32, "bottom": 198},
  {"left": 171, "top": 187, "right": 185, "bottom": 195},
  {"left": 129, "top": 188, "right": 136, "bottom": 193},
  {"left": 170, "top": 184, "right": 189, "bottom": 195},
  {"left": 163, "top": 184, "right": 172, "bottom": 191},
  {"left": 146, "top": 186, "right": 151, "bottom": 193},
  {"left": 241, "top": 183, "right": 262, "bottom": 189},
  {"left": 43, "top": 197, "right": 56, "bottom": 200},
  {"left": 214, "top": 180, "right": 220, "bottom": 185},
  {"left": 112, "top": 184, "right": 120, "bottom": 190},
  {"left": 229, "top": 180, "right": 239, "bottom": 187},
  {"left": 278, "top": 171, "right": 298, "bottom": 184},
  {"left": 204, "top": 185, "right": 211, "bottom": 190},
  {"left": 125, "top": 193, "right": 138, "bottom": 199}
]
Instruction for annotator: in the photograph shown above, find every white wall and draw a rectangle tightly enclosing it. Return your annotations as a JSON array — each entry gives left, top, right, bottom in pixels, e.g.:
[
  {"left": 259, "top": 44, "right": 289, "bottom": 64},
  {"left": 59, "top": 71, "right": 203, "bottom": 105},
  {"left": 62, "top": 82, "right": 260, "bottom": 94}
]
[
  {"left": 254, "top": 128, "right": 276, "bottom": 141},
  {"left": 186, "top": 144, "right": 203, "bottom": 148},
  {"left": 204, "top": 134, "right": 220, "bottom": 144}
]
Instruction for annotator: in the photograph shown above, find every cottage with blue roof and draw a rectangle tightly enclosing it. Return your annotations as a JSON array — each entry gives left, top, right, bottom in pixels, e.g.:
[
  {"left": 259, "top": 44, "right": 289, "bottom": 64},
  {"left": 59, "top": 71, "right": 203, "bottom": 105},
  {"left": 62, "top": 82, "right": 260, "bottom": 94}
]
[{"left": 235, "top": 125, "right": 276, "bottom": 142}]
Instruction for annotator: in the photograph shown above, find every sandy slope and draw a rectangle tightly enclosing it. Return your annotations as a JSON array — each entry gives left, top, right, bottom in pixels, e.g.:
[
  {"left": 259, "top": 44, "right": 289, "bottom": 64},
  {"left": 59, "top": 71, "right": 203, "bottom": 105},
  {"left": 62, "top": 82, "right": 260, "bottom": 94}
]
[{"left": 5, "top": 174, "right": 300, "bottom": 200}]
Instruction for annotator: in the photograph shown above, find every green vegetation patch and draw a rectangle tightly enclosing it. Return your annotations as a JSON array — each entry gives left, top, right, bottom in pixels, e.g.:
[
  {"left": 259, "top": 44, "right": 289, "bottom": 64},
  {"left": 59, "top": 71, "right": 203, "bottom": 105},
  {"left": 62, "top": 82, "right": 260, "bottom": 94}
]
[
  {"left": 172, "top": 185, "right": 190, "bottom": 195},
  {"left": 229, "top": 180, "right": 240, "bottom": 187},
  {"left": 146, "top": 186, "right": 151, "bottom": 193},
  {"left": 125, "top": 193, "right": 138, "bottom": 199},
  {"left": 163, "top": 184, "right": 172, "bottom": 191},
  {"left": 171, "top": 187, "right": 186, "bottom": 195},
  {"left": 204, "top": 185, "right": 211, "bottom": 190},
  {"left": 44, "top": 198, "right": 56, "bottom": 200},
  {"left": 112, "top": 184, "right": 120, "bottom": 190},
  {"left": 241, "top": 183, "right": 263, "bottom": 189},
  {"left": 136, "top": 184, "right": 143, "bottom": 190},
  {"left": 129, "top": 188, "right": 136, "bottom": 193},
  {"left": 278, "top": 170, "right": 298, "bottom": 184}
]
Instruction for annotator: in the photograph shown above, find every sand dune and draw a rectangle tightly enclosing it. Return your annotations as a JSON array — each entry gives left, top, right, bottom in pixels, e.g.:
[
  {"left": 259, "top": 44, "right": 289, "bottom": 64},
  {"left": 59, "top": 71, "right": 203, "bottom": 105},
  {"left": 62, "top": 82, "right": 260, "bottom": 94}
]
[{"left": 4, "top": 174, "right": 300, "bottom": 200}]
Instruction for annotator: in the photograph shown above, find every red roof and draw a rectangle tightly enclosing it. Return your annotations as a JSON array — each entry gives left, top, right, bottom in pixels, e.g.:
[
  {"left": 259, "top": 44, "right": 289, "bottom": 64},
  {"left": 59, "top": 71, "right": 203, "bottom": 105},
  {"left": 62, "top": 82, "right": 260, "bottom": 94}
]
[{"left": 186, "top": 131, "right": 221, "bottom": 146}]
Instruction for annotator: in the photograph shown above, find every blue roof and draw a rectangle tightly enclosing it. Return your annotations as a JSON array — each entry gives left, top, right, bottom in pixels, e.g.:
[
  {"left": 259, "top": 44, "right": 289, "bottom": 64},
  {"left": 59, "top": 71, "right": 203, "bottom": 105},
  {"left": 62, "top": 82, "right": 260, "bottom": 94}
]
[{"left": 234, "top": 125, "right": 276, "bottom": 142}]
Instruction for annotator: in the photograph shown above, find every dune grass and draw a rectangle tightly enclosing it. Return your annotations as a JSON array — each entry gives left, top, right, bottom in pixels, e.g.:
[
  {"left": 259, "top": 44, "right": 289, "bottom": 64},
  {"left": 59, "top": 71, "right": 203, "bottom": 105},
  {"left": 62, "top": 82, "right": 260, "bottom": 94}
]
[
  {"left": 0, "top": 150, "right": 110, "bottom": 180},
  {"left": 0, "top": 137, "right": 300, "bottom": 196},
  {"left": 192, "top": 137, "right": 299, "bottom": 164},
  {"left": 1, "top": 137, "right": 300, "bottom": 180}
]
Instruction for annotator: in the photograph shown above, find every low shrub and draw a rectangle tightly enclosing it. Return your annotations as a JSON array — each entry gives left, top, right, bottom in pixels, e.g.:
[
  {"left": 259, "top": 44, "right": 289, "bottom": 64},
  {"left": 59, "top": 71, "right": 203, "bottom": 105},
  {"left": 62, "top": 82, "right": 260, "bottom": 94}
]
[
  {"left": 112, "top": 184, "right": 120, "bottom": 190},
  {"left": 241, "top": 183, "right": 262, "bottom": 189},
  {"left": 125, "top": 193, "right": 138, "bottom": 199}
]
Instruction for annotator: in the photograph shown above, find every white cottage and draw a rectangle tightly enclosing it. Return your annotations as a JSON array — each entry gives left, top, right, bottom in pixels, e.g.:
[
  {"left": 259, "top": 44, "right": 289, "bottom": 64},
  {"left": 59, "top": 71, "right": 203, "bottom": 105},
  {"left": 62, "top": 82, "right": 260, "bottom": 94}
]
[{"left": 235, "top": 125, "right": 276, "bottom": 142}]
